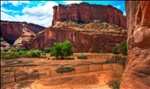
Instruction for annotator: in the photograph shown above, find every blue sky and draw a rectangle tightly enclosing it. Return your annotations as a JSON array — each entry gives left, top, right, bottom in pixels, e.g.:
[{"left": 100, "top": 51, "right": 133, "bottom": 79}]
[{"left": 1, "top": 0, "right": 126, "bottom": 27}]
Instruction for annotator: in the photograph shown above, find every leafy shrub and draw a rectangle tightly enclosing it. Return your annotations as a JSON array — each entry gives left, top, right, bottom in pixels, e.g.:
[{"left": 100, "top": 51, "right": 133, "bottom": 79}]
[
  {"left": 2, "top": 52, "right": 20, "bottom": 59},
  {"left": 10, "top": 48, "right": 17, "bottom": 52},
  {"left": 77, "top": 53, "right": 87, "bottom": 59},
  {"left": 96, "top": 49, "right": 101, "bottom": 53},
  {"left": 20, "top": 49, "right": 41, "bottom": 58},
  {"left": 27, "top": 49, "right": 41, "bottom": 57},
  {"left": 3, "top": 49, "right": 8, "bottom": 52},
  {"left": 109, "top": 80, "right": 120, "bottom": 89},
  {"left": 120, "top": 40, "right": 127, "bottom": 55},
  {"left": 44, "top": 47, "right": 51, "bottom": 53},
  {"left": 21, "top": 51, "right": 29, "bottom": 57},
  {"left": 78, "top": 53, "right": 86, "bottom": 57},
  {"left": 55, "top": 66, "right": 75, "bottom": 73},
  {"left": 16, "top": 47, "right": 27, "bottom": 52},
  {"left": 10, "top": 48, "right": 27, "bottom": 52},
  {"left": 112, "top": 46, "right": 118, "bottom": 54},
  {"left": 2, "top": 49, "right": 42, "bottom": 59}
]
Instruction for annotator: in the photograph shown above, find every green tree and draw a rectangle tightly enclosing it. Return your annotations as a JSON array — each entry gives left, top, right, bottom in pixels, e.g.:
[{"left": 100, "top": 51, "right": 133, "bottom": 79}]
[
  {"left": 120, "top": 40, "right": 127, "bottom": 55},
  {"left": 51, "top": 40, "right": 73, "bottom": 59},
  {"left": 44, "top": 47, "right": 51, "bottom": 53},
  {"left": 112, "top": 46, "right": 118, "bottom": 54}
]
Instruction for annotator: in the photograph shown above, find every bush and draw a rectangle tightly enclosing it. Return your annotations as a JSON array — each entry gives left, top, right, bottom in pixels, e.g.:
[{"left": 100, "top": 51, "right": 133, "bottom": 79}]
[
  {"left": 2, "top": 52, "right": 20, "bottom": 59},
  {"left": 3, "top": 49, "right": 8, "bottom": 52},
  {"left": 120, "top": 40, "right": 127, "bottom": 55},
  {"left": 77, "top": 53, "right": 87, "bottom": 59},
  {"left": 2, "top": 49, "right": 42, "bottom": 59},
  {"left": 55, "top": 66, "right": 75, "bottom": 73},
  {"left": 109, "top": 80, "right": 120, "bottom": 89},
  {"left": 44, "top": 47, "right": 51, "bottom": 53},
  {"left": 10, "top": 48, "right": 27, "bottom": 52},
  {"left": 27, "top": 49, "right": 41, "bottom": 57},
  {"left": 10, "top": 48, "right": 17, "bottom": 52},
  {"left": 21, "top": 51, "right": 29, "bottom": 57},
  {"left": 112, "top": 46, "right": 118, "bottom": 54},
  {"left": 16, "top": 47, "right": 27, "bottom": 52},
  {"left": 96, "top": 49, "right": 101, "bottom": 53}
]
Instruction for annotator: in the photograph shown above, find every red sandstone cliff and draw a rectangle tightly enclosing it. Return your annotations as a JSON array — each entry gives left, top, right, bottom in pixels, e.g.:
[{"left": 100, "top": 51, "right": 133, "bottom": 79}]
[
  {"left": 25, "top": 3, "right": 127, "bottom": 52},
  {"left": 1, "top": 3, "right": 127, "bottom": 53},
  {"left": 0, "top": 21, "right": 45, "bottom": 45},
  {"left": 52, "top": 2, "right": 126, "bottom": 28},
  {"left": 121, "top": 1, "right": 150, "bottom": 89},
  {"left": 13, "top": 26, "right": 36, "bottom": 48},
  {"left": 0, "top": 37, "right": 11, "bottom": 50},
  {"left": 26, "top": 27, "right": 126, "bottom": 52}
]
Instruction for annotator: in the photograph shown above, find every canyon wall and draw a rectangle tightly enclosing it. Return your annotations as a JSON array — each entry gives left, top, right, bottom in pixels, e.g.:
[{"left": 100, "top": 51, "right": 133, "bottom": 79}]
[
  {"left": 26, "top": 27, "right": 126, "bottom": 52},
  {"left": 0, "top": 21, "right": 45, "bottom": 44},
  {"left": 121, "top": 1, "right": 150, "bottom": 89},
  {"left": 52, "top": 2, "right": 126, "bottom": 28}
]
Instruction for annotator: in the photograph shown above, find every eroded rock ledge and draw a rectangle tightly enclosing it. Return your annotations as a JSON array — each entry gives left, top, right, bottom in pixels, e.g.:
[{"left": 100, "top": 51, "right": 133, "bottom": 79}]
[{"left": 52, "top": 2, "right": 126, "bottom": 28}]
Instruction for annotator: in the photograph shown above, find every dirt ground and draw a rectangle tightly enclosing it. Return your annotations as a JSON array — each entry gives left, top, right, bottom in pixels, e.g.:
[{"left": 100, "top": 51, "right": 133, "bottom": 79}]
[
  {"left": 4, "top": 70, "right": 119, "bottom": 89},
  {"left": 1, "top": 53, "right": 116, "bottom": 67},
  {"left": 1, "top": 53, "right": 123, "bottom": 89}
]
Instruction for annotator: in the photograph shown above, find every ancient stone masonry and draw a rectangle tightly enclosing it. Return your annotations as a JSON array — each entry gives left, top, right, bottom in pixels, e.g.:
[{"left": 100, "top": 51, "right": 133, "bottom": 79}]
[
  {"left": 52, "top": 2, "right": 126, "bottom": 28},
  {"left": 120, "top": 1, "right": 150, "bottom": 89}
]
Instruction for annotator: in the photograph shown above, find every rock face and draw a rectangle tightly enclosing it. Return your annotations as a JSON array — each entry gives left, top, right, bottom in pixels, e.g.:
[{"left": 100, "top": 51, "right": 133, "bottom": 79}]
[
  {"left": 0, "top": 21, "right": 45, "bottom": 45},
  {"left": 121, "top": 1, "right": 150, "bottom": 89},
  {"left": 13, "top": 26, "right": 36, "bottom": 48},
  {"left": 26, "top": 27, "right": 126, "bottom": 52},
  {"left": 0, "top": 37, "right": 11, "bottom": 50},
  {"left": 52, "top": 2, "right": 126, "bottom": 28}
]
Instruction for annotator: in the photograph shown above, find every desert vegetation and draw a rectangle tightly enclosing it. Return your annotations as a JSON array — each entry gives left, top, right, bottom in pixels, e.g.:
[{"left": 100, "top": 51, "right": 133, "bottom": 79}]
[
  {"left": 53, "top": 20, "right": 126, "bottom": 35},
  {"left": 1, "top": 40, "right": 127, "bottom": 89},
  {"left": 43, "top": 47, "right": 51, "bottom": 53},
  {"left": 109, "top": 80, "right": 120, "bottom": 89},
  {"left": 55, "top": 66, "right": 75, "bottom": 73},
  {"left": 112, "top": 40, "right": 127, "bottom": 55},
  {"left": 1, "top": 48, "right": 42, "bottom": 59},
  {"left": 77, "top": 53, "right": 87, "bottom": 59},
  {"left": 50, "top": 40, "right": 73, "bottom": 59}
]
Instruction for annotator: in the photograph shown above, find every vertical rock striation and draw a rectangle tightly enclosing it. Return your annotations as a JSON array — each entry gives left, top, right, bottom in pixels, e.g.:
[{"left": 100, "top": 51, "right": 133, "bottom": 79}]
[
  {"left": 26, "top": 27, "right": 126, "bottom": 52},
  {"left": 121, "top": 1, "right": 150, "bottom": 89},
  {"left": 52, "top": 2, "right": 126, "bottom": 28}
]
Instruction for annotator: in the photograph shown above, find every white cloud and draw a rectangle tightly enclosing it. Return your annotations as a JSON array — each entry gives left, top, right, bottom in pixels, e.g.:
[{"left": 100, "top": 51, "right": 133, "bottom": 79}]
[
  {"left": 63, "top": 1, "right": 82, "bottom": 4},
  {"left": 123, "top": 11, "right": 126, "bottom": 16},
  {"left": 1, "top": 1, "right": 58, "bottom": 27},
  {"left": 1, "top": 1, "right": 30, "bottom": 6},
  {"left": 8, "top": 1, "right": 19, "bottom": 6},
  {"left": 1, "top": 7, "right": 19, "bottom": 13},
  {"left": 21, "top": 1, "right": 57, "bottom": 27},
  {"left": 114, "top": 5, "right": 120, "bottom": 9},
  {"left": 1, "top": 12, "right": 16, "bottom": 21}
]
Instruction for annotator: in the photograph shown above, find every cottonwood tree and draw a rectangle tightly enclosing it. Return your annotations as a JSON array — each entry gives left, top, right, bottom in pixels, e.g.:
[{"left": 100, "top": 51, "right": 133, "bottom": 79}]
[{"left": 50, "top": 40, "right": 73, "bottom": 59}]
